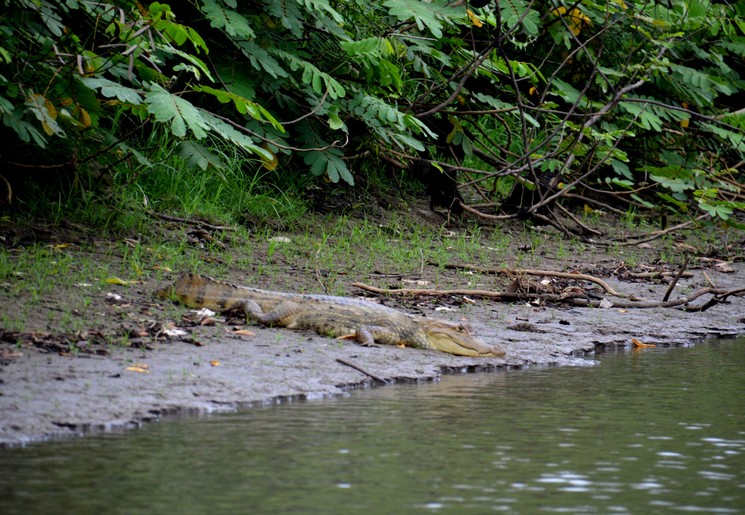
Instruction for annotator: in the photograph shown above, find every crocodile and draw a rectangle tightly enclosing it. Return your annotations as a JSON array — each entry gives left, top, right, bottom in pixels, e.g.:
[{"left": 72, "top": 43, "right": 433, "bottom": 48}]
[{"left": 155, "top": 273, "right": 505, "bottom": 357}]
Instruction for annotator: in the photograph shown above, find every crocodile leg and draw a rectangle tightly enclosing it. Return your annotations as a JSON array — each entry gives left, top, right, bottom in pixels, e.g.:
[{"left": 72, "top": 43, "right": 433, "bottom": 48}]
[
  {"left": 237, "top": 299, "right": 302, "bottom": 328},
  {"left": 338, "top": 326, "right": 403, "bottom": 347},
  {"left": 238, "top": 299, "right": 387, "bottom": 346}
]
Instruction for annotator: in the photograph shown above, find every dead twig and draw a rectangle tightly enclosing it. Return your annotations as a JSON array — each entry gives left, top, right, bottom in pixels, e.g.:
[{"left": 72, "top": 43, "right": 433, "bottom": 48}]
[
  {"left": 562, "top": 192, "right": 628, "bottom": 216},
  {"left": 590, "top": 215, "right": 709, "bottom": 246},
  {"left": 573, "top": 287, "right": 745, "bottom": 311},
  {"left": 353, "top": 281, "right": 551, "bottom": 300},
  {"left": 441, "top": 264, "right": 627, "bottom": 298},
  {"left": 555, "top": 202, "right": 604, "bottom": 236},
  {"left": 662, "top": 257, "right": 689, "bottom": 302},
  {"left": 624, "top": 271, "right": 694, "bottom": 279},
  {"left": 351, "top": 283, "right": 745, "bottom": 312},
  {"left": 702, "top": 270, "right": 716, "bottom": 288},
  {"left": 336, "top": 358, "right": 390, "bottom": 385},
  {"left": 147, "top": 211, "right": 237, "bottom": 231},
  {"left": 314, "top": 246, "right": 330, "bottom": 295},
  {"left": 684, "top": 287, "right": 745, "bottom": 312}
]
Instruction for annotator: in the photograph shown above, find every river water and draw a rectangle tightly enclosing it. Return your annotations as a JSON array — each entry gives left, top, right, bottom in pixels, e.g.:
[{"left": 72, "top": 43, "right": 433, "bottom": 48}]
[{"left": 1, "top": 338, "right": 744, "bottom": 514}]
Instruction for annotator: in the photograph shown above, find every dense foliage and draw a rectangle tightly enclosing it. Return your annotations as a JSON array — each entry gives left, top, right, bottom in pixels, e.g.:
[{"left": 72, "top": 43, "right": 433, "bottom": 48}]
[{"left": 1, "top": 0, "right": 743, "bottom": 226}]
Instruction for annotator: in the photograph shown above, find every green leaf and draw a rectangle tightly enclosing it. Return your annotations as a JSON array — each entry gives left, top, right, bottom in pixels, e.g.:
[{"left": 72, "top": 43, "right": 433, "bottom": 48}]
[
  {"left": 605, "top": 177, "right": 634, "bottom": 189},
  {"left": 630, "top": 193, "right": 657, "bottom": 209},
  {"left": 701, "top": 123, "right": 745, "bottom": 152},
  {"left": 265, "top": 0, "right": 305, "bottom": 37},
  {"left": 154, "top": 18, "right": 209, "bottom": 54},
  {"left": 304, "top": 149, "right": 354, "bottom": 185},
  {"left": 551, "top": 78, "right": 583, "bottom": 105},
  {"left": 201, "top": 0, "right": 255, "bottom": 39},
  {"left": 610, "top": 159, "right": 632, "bottom": 180},
  {"left": 687, "top": 0, "right": 709, "bottom": 19},
  {"left": 25, "top": 93, "right": 65, "bottom": 138},
  {"left": 340, "top": 37, "right": 390, "bottom": 60},
  {"left": 0, "top": 94, "right": 13, "bottom": 114},
  {"left": 193, "top": 85, "right": 284, "bottom": 132},
  {"left": 237, "top": 42, "right": 288, "bottom": 79},
  {"left": 177, "top": 140, "right": 225, "bottom": 171},
  {"left": 80, "top": 78, "right": 142, "bottom": 105},
  {"left": 149, "top": 2, "right": 175, "bottom": 22},
  {"left": 160, "top": 46, "right": 214, "bottom": 81},
  {"left": 348, "top": 93, "right": 429, "bottom": 137},
  {"left": 646, "top": 165, "right": 695, "bottom": 193},
  {"left": 500, "top": 0, "right": 541, "bottom": 36},
  {"left": 389, "top": 132, "right": 425, "bottom": 152},
  {"left": 0, "top": 46, "right": 11, "bottom": 65},
  {"left": 115, "top": 141, "right": 152, "bottom": 168},
  {"left": 36, "top": 2, "right": 66, "bottom": 37},
  {"left": 2, "top": 108, "right": 48, "bottom": 148},
  {"left": 383, "top": 0, "right": 451, "bottom": 38},
  {"left": 145, "top": 84, "right": 209, "bottom": 138},
  {"left": 201, "top": 111, "right": 274, "bottom": 161},
  {"left": 275, "top": 51, "right": 345, "bottom": 98},
  {"left": 521, "top": 111, "right": 540, "bottom": 128},
  {"left": 698, "top": 201, "right": 733, "bottom": 220},
  {"left": 378, "top": 60, "right": 402, "bottom": 90},
  {"left": 619, "top": 101, "right": 664, "bottom": 132},
  {"left": 326, "top": 155, "right": 353, "bottom": 184},
  {"left": 657, "top": 192, "right": 689, "bottom": 211},
  {"left": 296, "top": 0, "right": 344, "bottom": 24},
  {"left": 666, "top": 64, "right": 731, "bottom": 106},
  {"left": 327, "top": 104, "right": 346, "bottom": 131},
  {"left": 718, "top": 40, "right": 745, "bottom": 56}
]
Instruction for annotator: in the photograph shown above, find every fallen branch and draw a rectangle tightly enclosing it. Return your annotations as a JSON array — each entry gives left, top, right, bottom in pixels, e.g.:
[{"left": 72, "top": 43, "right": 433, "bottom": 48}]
[
  {"left": 351, "top": 282, "right": 745, "bottom": 312},
  {"left": 562, "top": 192, "right": 627, "bottom": 216},
  {"left": 662, "top": 257, "right": 689, "bottom": 302},
  {"left": 555, "top": 202, "right": 604, "bottom": 236},
  {"left": 685, "top": 287, "right": 745, "bottom": 312},
  {"left": 147, "top": 211, "right": 237, "bottom": 231},
  {"left": 353, "top": 282, "right": 560, "bottom": 301},
  {"left": 440, "top": 264, "right": 627, "bottom": 297},
  {"left": 314, "top": 246, "right": 330, "bottom": 295},
  {"left": 589, "top": 214, "right": 710, "bottom": 246},
  {"left": 624, "top": 271, "right": 694, "bottom": 279},
  {"left": 572, "top": 287, "right": 745, "bottom": 311},
  {"left": 702, "top": 270, "right": 716, "bottom": 288},
  {"left": 458, "top": 202, "right": 515, "bottom": 221},
  {"left": 336, "top": 358, "right": 390, "bottom": 385}
]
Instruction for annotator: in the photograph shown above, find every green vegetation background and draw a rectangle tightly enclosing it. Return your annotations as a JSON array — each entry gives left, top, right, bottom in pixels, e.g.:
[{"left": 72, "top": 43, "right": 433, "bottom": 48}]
[{"left": 0, "top": 0, "right": 743, "bottom": 229}]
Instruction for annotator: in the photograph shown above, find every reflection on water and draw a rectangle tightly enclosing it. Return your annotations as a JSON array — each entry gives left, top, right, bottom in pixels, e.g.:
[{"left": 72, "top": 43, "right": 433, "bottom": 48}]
[{"left": 1, "top": 338, "right": 744, "bottom": 514}]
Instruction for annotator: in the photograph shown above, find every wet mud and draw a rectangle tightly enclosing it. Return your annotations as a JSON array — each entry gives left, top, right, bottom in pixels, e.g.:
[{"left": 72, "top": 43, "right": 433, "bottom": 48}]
[{"left": 1, "top": 264, "right": 743, "bottom": 447}]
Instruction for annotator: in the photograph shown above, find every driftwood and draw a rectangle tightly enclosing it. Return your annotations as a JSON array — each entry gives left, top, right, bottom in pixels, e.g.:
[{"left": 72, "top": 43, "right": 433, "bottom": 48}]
[
  {"left": 564, "top": 286, "right": 745, "bottom": 310},
  {"left": 353, "top": 282, "right": 569, "bottom": 301},
  {"left": 589, "top": 214, "right": 710, "bottom": 246},
  {"left": 147, "top": 211, "right": 237, "bottom": 232},
  {"left": 352, "top": 281, "right": 745, "bottom": 311},
  {"left": 352, "top": 263, "right": 745, "bottom": 312},
  {"left": 439, "top": 264, "right": 626, "bottom": 297},
  {"left": 336, "top": 358, "right": 389, "bottom": 384},
  {"left": 624, "top": 271, "right": 694, "bottom": 279},
  {"left": 662, "top": 257, "right": 689, "bottom": 302}
]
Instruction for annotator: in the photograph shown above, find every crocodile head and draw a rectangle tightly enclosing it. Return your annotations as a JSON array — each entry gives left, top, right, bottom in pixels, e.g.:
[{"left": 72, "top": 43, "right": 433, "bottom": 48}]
[{"left": 420, "top": 319, "right": 505, "bottom": 357}]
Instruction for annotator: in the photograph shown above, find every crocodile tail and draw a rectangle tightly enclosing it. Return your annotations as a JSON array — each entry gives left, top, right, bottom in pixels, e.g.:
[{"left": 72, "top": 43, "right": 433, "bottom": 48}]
[{"left": 154, "top": 273, "right": 213, "bottom": 306}]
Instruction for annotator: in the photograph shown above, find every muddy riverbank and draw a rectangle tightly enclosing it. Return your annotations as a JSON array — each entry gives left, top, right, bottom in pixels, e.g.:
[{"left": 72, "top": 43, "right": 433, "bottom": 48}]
[
  {"left": 1, "top": 260, "right": 743, "bottom": 447},
  {"left": 2, "top": 207, "right": 745, "bottom": 446}
]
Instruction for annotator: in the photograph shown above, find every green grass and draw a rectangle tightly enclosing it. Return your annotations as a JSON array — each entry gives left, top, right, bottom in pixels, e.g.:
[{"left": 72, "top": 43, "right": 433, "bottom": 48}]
[{"left": 2, "top": 115, "right": 740, "bottom": 339}]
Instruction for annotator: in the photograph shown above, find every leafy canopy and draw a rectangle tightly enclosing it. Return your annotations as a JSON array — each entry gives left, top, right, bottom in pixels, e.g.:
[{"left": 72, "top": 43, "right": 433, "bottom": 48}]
[{"left": 1, "top": 0, "right": 743, "bottom": 224}]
